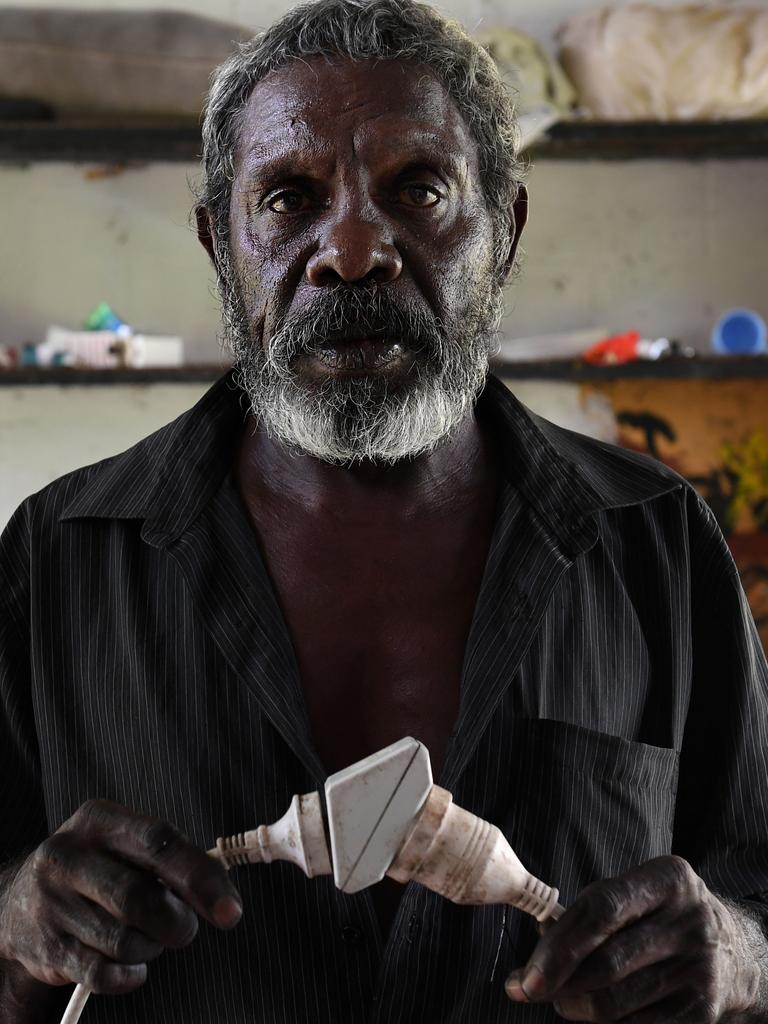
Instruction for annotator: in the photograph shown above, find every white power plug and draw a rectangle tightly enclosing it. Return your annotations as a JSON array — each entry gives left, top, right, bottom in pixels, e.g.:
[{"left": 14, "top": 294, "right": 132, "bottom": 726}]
[{"left": 60, "top": 737, "right": 562, "bottom": 1023}]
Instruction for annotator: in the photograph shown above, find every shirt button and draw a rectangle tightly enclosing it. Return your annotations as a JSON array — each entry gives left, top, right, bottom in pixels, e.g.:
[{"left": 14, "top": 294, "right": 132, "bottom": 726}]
[
  {"left": 341, "top": 925, "right": 363, "bottom": 946},
  {"left": 406, "top": 915, "right": 421, "bottom": 944}
]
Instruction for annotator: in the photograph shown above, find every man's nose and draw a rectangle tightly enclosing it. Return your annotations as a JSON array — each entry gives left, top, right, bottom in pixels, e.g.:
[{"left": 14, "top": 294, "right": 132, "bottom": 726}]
[{"left": 306, "top": 215, "right": 403, "bottom": 286}]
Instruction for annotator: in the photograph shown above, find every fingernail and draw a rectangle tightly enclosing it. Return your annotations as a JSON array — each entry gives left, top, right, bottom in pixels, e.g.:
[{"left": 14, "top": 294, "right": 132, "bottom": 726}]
[
  {"left": 213, "top": 896, "right": 243, "bottom": 928},
  {"left": 521, "top": 964, "right": 546, "bottom": 998},
  {"left": 505, "top": 974, "right": 528, "bottom": 1002}
]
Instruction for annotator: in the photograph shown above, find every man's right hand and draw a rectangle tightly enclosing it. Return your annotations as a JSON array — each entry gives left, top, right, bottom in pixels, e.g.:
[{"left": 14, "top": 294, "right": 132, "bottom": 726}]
[{"left": 0, "top": 800, "right": 243, "bottom": 995}]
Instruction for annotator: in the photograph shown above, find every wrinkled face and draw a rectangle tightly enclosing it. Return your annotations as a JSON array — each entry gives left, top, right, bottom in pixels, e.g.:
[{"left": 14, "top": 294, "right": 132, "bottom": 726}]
[{"left": 209, "top": 57, "right": 522, "bottom": 464}]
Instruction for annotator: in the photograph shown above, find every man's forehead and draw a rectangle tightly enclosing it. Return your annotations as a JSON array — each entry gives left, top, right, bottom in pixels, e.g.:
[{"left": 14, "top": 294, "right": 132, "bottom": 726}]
[{"left": 236, "top": 57, "right": 476, "bottom": 168}]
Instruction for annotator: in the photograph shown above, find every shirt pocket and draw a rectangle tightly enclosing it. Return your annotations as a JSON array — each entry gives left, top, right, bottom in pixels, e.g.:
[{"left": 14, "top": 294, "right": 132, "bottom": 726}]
[{"left": 499, "top": 717, "right": 680, "bottom": 905}]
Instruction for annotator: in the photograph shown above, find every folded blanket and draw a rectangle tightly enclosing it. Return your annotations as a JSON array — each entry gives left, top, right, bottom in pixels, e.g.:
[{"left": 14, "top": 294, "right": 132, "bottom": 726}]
[
  {"left": 0, "top": 8, "right": 248, "bottom": 118},
  {"left": 558, "top": 4, "right": 768, "bottom": 120}
]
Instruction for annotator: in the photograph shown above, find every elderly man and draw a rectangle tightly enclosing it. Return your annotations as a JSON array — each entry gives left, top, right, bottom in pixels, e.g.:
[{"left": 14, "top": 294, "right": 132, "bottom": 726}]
[{"left": 2, "top": 0, "right": 768, "bottom": 1021}]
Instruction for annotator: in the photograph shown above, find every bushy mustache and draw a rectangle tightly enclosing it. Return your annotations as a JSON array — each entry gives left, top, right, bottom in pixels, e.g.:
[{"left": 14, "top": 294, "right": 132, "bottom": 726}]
[{"left": 265, "top": 285, "right": 446, "bottom": 367}]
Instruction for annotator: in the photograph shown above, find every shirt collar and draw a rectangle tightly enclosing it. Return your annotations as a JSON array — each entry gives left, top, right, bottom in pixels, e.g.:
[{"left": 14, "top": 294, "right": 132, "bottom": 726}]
[
  {"left": 478, "top": 374, "right": 682, "bottom": 556},
  {"left": 60, "top": 368, "right": 247, "bottom": 546},
  {"left": 60, "top": 368, "right": 682, "bottom": 550}
]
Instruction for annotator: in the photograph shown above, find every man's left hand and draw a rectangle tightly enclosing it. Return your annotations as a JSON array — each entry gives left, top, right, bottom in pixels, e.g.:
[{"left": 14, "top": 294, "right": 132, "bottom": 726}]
[{"left": 505, "top": 856, "right": 761, "bottom": 1022}]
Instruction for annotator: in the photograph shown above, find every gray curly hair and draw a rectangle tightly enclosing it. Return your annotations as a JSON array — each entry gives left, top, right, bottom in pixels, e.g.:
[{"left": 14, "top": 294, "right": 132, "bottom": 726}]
[{"left": 198, "top": 0, "right": 525, "bottom": 280}]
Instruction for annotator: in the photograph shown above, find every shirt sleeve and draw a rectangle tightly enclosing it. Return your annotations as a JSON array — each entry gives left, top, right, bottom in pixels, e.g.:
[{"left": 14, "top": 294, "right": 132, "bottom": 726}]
[
  {"left": 0, "top": 502, "right": 48, "bottom": 864},
  {"left": 672, "top": 489, "right": 768, "bottom": 900}
]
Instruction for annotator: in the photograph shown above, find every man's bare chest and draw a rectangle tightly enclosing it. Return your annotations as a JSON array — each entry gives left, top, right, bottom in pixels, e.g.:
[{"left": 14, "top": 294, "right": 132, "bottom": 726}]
[{"left": 257, "top": 528, "right": 491, "bottom": 778}]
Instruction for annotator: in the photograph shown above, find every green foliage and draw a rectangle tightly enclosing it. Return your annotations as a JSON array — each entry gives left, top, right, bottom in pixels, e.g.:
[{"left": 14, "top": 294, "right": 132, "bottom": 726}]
[{"left": 720, "top": 431, "right": 768, "bottom": 532}]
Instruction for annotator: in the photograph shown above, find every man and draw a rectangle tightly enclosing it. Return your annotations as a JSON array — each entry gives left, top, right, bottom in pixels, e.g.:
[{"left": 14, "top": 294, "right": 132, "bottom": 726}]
[{"left": 1, "top": 0, "right": 768, "bottom": 1021}]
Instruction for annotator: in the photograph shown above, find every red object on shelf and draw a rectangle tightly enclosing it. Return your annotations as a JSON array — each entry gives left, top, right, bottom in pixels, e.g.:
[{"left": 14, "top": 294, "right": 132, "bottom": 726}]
[{"left": 583, "top": 331, "right": 644, "bottom": 365}]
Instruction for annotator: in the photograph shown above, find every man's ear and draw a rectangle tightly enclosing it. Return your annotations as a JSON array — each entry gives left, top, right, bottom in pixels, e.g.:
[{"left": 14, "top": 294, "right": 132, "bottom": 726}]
[
  {"left": 500, "top": 184, "right": 529, "bottom": 283},
  {"left": 195, "top": 205, "right": 218, "bottom": 268}
]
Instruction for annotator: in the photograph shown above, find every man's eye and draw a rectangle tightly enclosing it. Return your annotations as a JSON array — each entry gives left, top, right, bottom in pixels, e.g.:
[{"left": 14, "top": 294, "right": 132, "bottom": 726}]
[
  {"left": 267, "top": 190, "right": 310, "bottom": 214},
  {"left": 398, "top": 184, "right": 441, "bottom": 208}
]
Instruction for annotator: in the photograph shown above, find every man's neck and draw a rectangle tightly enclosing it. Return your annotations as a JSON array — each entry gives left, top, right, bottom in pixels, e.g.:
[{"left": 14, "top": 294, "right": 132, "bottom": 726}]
[{"left": 236, "top": 411, "right": 497, "bottom": 524}]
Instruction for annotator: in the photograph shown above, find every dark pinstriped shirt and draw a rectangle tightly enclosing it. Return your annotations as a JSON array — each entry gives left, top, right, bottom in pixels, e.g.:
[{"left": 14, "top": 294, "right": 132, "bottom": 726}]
[{"left": 2, "top": 370, "right": 768, "bottom": 1023}]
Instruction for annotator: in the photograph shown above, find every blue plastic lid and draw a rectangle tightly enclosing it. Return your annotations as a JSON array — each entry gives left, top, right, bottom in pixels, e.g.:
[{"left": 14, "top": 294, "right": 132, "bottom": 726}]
[{"left": 712, "top": 308, "right": 767, "bottom": 355}]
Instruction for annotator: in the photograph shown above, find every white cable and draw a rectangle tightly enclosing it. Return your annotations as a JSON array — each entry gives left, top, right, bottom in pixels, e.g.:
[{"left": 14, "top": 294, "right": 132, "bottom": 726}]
[{"left": 60, "top": 982, "right": 89, "bottom": 1024}]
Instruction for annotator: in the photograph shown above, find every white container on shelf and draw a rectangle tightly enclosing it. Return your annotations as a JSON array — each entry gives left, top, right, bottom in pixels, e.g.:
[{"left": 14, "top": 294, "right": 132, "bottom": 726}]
[{"left": 127, "top": 334, "right": 184, "bottom": 368}]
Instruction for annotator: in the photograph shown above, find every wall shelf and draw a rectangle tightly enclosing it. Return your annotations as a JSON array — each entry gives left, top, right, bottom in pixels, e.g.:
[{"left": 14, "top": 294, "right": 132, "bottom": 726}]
[
  {"left": 530, "top": 120, "right": 768, "bottom": 160},
  {"left": 0, "top": 120, "right": 202, "bottom": 164},
  {"left": 0, "top": 365, "right": 228, "bottom": 385},
  {"left": 3, "top": 357, "right": 767, "bottom": 386},
  {"left": 494, "top": 356, "right": 768, "bottom": 380},
  {"left": 2, "top": 119, "right": 768, "bottom": 164}
]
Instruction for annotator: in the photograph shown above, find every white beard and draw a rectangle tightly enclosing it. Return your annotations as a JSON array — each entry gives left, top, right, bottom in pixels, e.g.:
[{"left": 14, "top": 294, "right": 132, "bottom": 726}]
[{"left": 240, "top": 353, "right": 489, "bottom": 465}]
